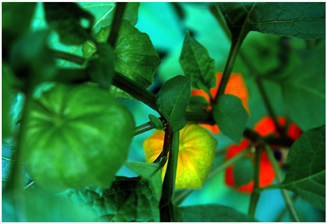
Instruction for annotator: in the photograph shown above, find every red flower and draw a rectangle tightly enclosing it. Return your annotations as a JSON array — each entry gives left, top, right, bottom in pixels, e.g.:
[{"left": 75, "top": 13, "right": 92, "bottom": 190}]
[{"left": 225, "top": 116, "right": 302, "bottom": 193}]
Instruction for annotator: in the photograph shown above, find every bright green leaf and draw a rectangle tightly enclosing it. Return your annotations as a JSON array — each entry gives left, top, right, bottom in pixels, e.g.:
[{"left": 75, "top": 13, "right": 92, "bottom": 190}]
[
  {"left": 213, "top": 94, "right": 248, "bottom": 144},
  {"left": 82, "top": 20, "right": 160, "bottom": 99},
  {"left": 86, "top": 43, "right": 115, "bottom": 90},
  {"left": 24, "top": 84, "right": 135, "bottom": 192},
  {"left": 9, "top": 30, "right": 57, "bottom": 88},
  {"left": 278, "top": 125, "right": 325, "bottom": 210},
  {"left": 179, "top": 31, "right": 216, "bottom": 91},
  {"left": 218, "top": 2, "right": 325, "bottom": 40},
  {"left": 233, "top": 156, "right": 254, "bottom": 187},
  {"left": 175, "top": 204, "right": 257, "bottom": 222},
  {"left": 188, "top": 95, "right": 209, "bottom": 110},
  {"left": 67, "top": 176, "right": 160, "bottom": 222},
  {"left": 43, "top": 3, "right": 95, "bottom": 45},
  {"left": 148, "top": 114, "right": 165, "bottom": 130},
  {"left": 156, "top": 75, "right": 191, "bottom": 132}
]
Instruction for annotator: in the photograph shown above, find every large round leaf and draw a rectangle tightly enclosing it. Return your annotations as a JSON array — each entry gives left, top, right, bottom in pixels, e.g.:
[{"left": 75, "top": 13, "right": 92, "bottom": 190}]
[{"left": 24, "top": 84, "right": 135, "bottom": 192}]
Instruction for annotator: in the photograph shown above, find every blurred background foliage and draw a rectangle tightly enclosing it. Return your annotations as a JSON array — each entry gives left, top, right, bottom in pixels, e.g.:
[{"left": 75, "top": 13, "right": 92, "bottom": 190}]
[{"left": 4, "top": 2, "right": 325, "bottom": 222}]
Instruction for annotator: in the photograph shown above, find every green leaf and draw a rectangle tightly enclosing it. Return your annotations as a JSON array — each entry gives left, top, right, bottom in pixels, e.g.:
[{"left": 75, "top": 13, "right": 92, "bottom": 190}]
[
  {"left": 82, "top": 20, "right": 160, "bottom": 99},
  {"left": 156, "top": 75, "right": 191, "bottom": 132},
  {"left": 2, "top": 141, "right": 32, "bottom": 189},
  {"left": 9, "top": 30, "right": 57, "bottom": 88},
  {"left": 213, "top": 94, "right": 248, "bottom": 144},
  {"left": 218, "top": 2, "right": 325, "bottom": 39},
  {"left": 43, "top": 3, "right": 95, "bottom": 45},
  {"left": 277, "top": 49, "right": 325, "bottom": 130},
  {"left": 175, "top": 204, "right": 257, "bottom": 222},
  {"left": 67, "top": 176, "right": 160, "bottom": 222},
  {"left": 24, "top": 84, "right": 135, "bottom": 192},
  {"left": 148, "top": 114, "right": 165, "bottom": 130},
  {"left": 79, "top": 2, "right": 139, "bottom": 34},
  {"left": 188, "top": 95, "right": 209, "bottom": 110},
  {"left": 86, "top": 43, "right": 115, "bottom": 90},
  {"left": 2, "top": 185, "right": 93, "bottom": 221},
  {"left": 179, "top": 31, "right": 216, "bottom": 91},
  {"left": 233, "top": 156, "right": 254, "bottom": 187},
  {"left": 278, "top": 125, "right": 325, "bottom": 210}
]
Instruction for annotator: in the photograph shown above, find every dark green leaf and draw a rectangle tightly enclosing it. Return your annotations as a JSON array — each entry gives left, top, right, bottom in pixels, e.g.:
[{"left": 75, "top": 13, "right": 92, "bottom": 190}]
[
  {"left": 148, "top": 114, "right": 165, "bottom": 130},
  {"left": 2, "top": 141, "right": 32, "bottom": 189},
  {"left": 233, "top": 156, "right": 254, "bottom": 187},
  {"left": 175, "top": 204, "right": 257, "bottom": 222},
  {"left": 277, "top": 48, "right": 325, "bottom": 130},
  {"left": 218, "top": 2, "right": 325, "bottom": 39},
  {"left": 24, "top": 84, "right": 135, "bottom": 192},
  {"left": 179, "top": 31, "right": 216, "bottom": 91},
  {"left": 278, "top": 125, "right": 325, "bottom": 210},
  {"left": 188, "top": 95, "right": 209, "bottom": 110},
  {"left": 2, "top": 185, "right": 93, "bottom": 221},
  {"left": 68, "top": 176, "right": 160, "bottom": 222},
  {"left": 82, "top": 20, "right": 160, "bottom": 99},
  {"left": 44, "top": 3, "right": 95, "bottom": 45},
  {"left": 156, "top": 75, "right": 191, "bottom": 132},
  {"left": 9, "top": 30, "right": 57, "bottom": 87},
  {"left": 2, "top": 3, "right": 37, "bottom": 59},
  {"left": 86, "top": 43, "right": 115, "bottom": 90},
  {"left": 213, "top": 94, "right": 248, "bottom": 144}
]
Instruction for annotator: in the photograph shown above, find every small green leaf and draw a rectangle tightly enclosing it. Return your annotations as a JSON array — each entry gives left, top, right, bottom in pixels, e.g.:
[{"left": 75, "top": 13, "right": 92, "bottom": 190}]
[
  {"left": 218, "top": 2, "right": 325, "bottom": 39},
  {"left": 233, "top": 156, "right": 254, "bottom": 187},
  {"left": 86, "top": 43, "right": 115, "bottom": 90},
  {"left": 175, "top": 204, "right": 257, "bottom": 222},
  {"left": 179, "top": 31, "right": 216, "bottom": 91},
  {"left": 156, "top": 75, "right": 191, "bottom": 132},
  {"left": 277, "top": 125, "right": 325, "bottom": 210},
  {"left": 277, "top": 49, "right": 325, "bottom": 130},
  {"left": 82, "top": 20, "right": 160, "bottom": 99},
  {"left": 213, "top": 94, "right": 248, "bottom": 144},
  {"left": 24, "top": 84, "right": 135, "bottom": 192},
  {"left": 67, "top": 176, "right": 160, "bottom": 222},
  {"left": 188, "top": 95, "right": 209, "bottom": 110},
  {"left": 2, "top": 3, "right": 37, "bottom": 59},
  {"left": 44, "top": 3, "right": 95, "bottom": 45},
  {"left": 9, "top": 30, "right": 57, "bottom": 88},
  {"left": 148, "top": 114, "right": 165, "bottom": 130}
]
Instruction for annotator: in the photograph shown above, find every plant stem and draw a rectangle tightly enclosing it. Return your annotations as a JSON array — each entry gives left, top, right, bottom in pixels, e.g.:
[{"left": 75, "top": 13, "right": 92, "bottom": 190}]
[
  {"left": 264, "top": 144, "right": 302, "bottom": 222},
  {"left": 54, "top": 69, "right": 90, "bottom": 83},
  {"left": 50, "top": 49, "right": 85, "bottom": 65},
  {"left": 248, "top": 144, "right": 263, "bottom": 218},
  {"left": 134, "top": 122, "right": 153, "bottom": 136},
  {"left": 108, "top": 2, "right": 127, "bottom": 48},
  {"left": 174, "top": 147, "right": 251, "bottom": 205},
  {"left": 275, "top": 194, "right": 298, "bottom": 222}
]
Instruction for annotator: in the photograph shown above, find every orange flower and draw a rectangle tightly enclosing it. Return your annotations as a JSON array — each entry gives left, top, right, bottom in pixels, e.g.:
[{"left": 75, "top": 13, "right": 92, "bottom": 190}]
[
  {"left": 191, "top": 72, "right": 249, "bottom": 134},
  {"left": 225, "top": 116, "right": 302, "bottom": 193}
]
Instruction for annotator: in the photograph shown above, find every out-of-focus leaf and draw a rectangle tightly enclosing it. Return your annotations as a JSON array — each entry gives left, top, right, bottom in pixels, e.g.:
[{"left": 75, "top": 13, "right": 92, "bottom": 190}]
[
  {"left": 148, "top": 114, "right": 165, "bottom": 130},
  {"left": 213, "top": 94, "right": 248, "bottom": 144},
  {"left": 86, "top": 43, "right": 115, "bottom": 90},
  {"left": 175, "top": 204, "right": 257, "bottom": 222},
  {"left": 2, "top": 185, "right": 93, "bottom": 221},
  {"left": 156, "top": 75, "right": 191, "bottom": 132},
  {"left": 82, "top": 20, "right": 160, "bottom": 99},
  {"left": 43, "top": 3, "right": 94, "bottom": 45},
  {"left": 218, "top": 2, "right": 325, "bottom": 39},
  {"left": 179, "top": 31, "right": 216, "bottom": 93},
  {"left": 275, "top": 125, "right": 325, "bottom": 210},
  {"left": 233, "top": 156, "right": 254, "bottom": 187},
  {"left": 24, "top": 84, "right": 135, "bottom": 192},
  {"left": 188, "top": 95, "right": 209, "bottom": 110},
  {"left": 276, "top": 48, "right": 325, "bottom": 130},
  {"left": 9, "top": 30, "right": 57, "bottom": 88},
  {"left": 67, "top": 176, "right": 160, "bottom": 222}
]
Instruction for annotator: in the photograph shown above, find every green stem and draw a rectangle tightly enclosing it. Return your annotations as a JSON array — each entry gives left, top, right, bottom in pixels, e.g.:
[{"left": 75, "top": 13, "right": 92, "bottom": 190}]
[
  {"left": 108, "top": 2, "right": 127, "bottom": 48},
  {"left": 264, "top": 144, "right": 302, "bottom": 222},
  {"left": 248, "top": 144, "right": 263, "bottom": 218},
  {"left": 209, "top": 4, "right": 231, "bottom": 40},
  {"left": 174, "top": 147, "right": 252, "bottom": 205},
  {"left": 275, "top": 194, "right": 298, "bottom": 222},
  {"left": 160, "top": 126, "right": 179, "bottom": 221},
  {"left": 134, "top": 122, "right": 153, "bottom": 136},
  {"left": 50, "top": 49, "right": 85, "bottom": 65},
  {"left": 54, "top": 69, "right": 90, "bottom": 83}
]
